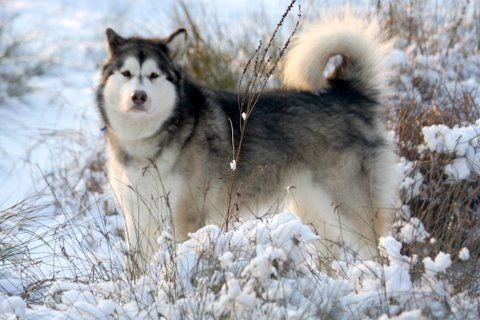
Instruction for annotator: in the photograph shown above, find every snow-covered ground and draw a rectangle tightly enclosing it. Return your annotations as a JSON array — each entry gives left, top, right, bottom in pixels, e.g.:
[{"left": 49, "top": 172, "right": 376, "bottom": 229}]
[{"left": 1, "top": 0, "right": 479, "bottom": 319}]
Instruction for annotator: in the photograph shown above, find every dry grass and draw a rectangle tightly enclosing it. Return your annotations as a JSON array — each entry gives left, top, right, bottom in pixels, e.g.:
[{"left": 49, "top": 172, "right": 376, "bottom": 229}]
[
  {"left": 381, "top": 0, "right": 480, "bottom": 295},
  {"left": 170, "top": 0, "right": 243, "bottom": 90}
]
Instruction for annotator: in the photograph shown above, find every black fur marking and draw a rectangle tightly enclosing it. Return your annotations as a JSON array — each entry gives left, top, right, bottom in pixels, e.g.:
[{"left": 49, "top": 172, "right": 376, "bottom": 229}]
[
  {"left": 106, "top": 28, "right": 126, "bottom": 55},
  {"left": 137, "top": 49, "right": 146, "bottom": 65},
  {"left": 119, "top": 148, "right": 133, "bottom": 165},
  {"left": 95, "top": 83, "right": 109, "bottom": 127}
]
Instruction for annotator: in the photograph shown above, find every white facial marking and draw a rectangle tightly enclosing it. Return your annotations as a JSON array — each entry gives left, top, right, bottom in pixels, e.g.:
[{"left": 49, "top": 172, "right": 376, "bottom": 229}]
[
  {"left": 103, "top": 56, "right": 177, "bottom": 140},
  {"left": 141, "top": 59, "right": 162, "bottom": 80},
  {"left": 122, "top": 57, "right": 140, "bottom": 76}
]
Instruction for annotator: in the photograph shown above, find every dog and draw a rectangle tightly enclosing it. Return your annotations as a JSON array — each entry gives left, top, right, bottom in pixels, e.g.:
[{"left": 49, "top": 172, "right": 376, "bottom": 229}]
[{"left": 96, "top": 16, "right": 398, "bottom": 270}]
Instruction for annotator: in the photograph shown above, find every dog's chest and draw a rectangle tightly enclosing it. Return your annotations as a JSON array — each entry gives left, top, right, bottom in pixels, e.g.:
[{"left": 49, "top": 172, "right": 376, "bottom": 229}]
[{"left": 108, "top": 147, "right": 184, "bottom": 215}]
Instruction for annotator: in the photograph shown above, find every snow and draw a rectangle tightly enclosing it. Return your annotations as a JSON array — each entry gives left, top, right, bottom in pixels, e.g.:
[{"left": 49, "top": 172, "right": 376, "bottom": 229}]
[
  {"left": 411, "top": 121, "right": 480, "bottom": 183},
  {"left": 385, "top": 49, "right": 408, "bottom": 68},
  {"left": 379, "top": 237, "right": 414, "bottom": 299},
  {"left": 423, "top": 252, "right": 452, "bottom": 277},
  {"left": 458, "top": 247, "right": 470, "bottom": 261},
  {"left": 422, "top": 124, "right": 480, "bottom": 157},
  {"left": 230, "top": 159, "right": 237, "bottom": 171},
  {"left": 399, "top": 217, "right": 429, "bottom": 244},
  {"left": 0, "top": 296, "right": 26, "bottom": 318},
  {"left": 444, "top": 157, "right": 471, "bottom": 180},
  {"left": 398, "top": 159, "right": 424, "bottom": 202},
  {"left": 2, "top": 207, "right": 477, "bottom": 319},
  {"left": 379, "top": 309, "right": 422, "bottom": 320}
]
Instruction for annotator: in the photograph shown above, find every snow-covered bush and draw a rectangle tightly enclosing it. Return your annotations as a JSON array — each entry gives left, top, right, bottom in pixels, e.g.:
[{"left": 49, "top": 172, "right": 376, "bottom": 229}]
[
  {"left": 383, "top": 2, "right": 480, "bottom": 305},
  {"left": 1, "top": 212, "right": 479, "bottom": 319}
]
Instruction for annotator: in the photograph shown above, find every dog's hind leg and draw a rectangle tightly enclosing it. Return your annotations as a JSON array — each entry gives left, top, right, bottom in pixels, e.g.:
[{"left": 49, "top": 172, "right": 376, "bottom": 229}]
[
  {"left": 333, "top": 149, "right": 398, "bottom": 259},
  {"left": 370, "top": 147, "right": 399, "bottom": 239},
  {"left": 326, "top": 175, "right": 379, "bottom": 259},
  {"left": 287, "top": 174, "right": 341, "bottom": 258},
  {"left": 285, "top": 169, "right": 376, "bottom": 259}
]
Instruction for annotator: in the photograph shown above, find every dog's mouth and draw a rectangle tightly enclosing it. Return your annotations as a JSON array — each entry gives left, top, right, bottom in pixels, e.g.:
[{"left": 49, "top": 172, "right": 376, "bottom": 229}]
[
  {"left": 129, "top": 104, "right": 147, "bottom": 112},
  {"left": 123, "top": 103, "right": 153, "bottom": 115}
]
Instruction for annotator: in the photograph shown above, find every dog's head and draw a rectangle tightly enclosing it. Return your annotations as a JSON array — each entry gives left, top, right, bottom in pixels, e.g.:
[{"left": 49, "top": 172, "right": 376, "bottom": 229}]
[{"left": 97, "top": 28, "right": 186, "bottom": 139}]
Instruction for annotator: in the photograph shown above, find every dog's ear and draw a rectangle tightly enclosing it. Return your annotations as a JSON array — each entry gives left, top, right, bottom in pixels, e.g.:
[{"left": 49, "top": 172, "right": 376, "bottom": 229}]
[
  {"left": 164, "top": 28, "right": 187, "bottom": 63},
  {"left": 105, "top": 28, "right": 125, "bottom": 56}
]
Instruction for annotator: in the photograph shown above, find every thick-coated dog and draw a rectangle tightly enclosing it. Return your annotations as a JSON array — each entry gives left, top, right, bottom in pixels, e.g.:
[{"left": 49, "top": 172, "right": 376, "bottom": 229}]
[{"left": 97, "top": 16, "right": 398, "bottom": 269}]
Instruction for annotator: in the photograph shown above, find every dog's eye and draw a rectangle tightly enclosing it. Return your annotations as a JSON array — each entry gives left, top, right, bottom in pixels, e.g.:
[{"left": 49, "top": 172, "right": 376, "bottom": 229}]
[
  {"left": 121, "top": 70, "right": 131, "bottom": 78},
  {"left": 149, "top": 72, "right": 159, "bottom": 80}
]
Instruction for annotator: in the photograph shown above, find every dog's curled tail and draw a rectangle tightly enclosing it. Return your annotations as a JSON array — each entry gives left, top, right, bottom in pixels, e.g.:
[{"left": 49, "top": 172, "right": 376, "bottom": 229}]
[{"left": 282, "top": 15, "right": 391, "bottom": 101}]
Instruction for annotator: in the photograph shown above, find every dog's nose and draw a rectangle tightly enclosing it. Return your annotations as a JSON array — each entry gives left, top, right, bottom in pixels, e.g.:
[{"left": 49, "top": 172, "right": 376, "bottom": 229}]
[{"left": 131, "top": 90, "right": 147, "bottom": 105}]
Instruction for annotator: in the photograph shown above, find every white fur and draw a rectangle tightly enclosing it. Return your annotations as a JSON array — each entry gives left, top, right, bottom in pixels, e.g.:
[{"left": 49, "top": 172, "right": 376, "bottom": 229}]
[
  {"left": 103, "top": 57, "right": 177, "bottom": 140},
  {"left": 107, "top": 141, "right": 184, "bottom": 266},
  {"left": 103, "top": 56, "right": 184, "bottom": 267},
  {"left": 282, "top": 15, "right": 391, "bottom": 97}
]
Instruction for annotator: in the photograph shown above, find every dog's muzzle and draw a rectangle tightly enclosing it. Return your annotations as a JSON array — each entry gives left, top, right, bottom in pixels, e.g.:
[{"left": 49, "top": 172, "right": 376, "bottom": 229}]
[{"left": 131, "top": 90, "right": 147, "bottom": 109}]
